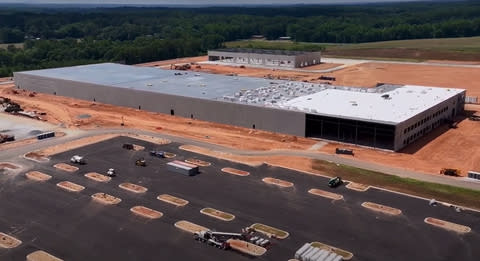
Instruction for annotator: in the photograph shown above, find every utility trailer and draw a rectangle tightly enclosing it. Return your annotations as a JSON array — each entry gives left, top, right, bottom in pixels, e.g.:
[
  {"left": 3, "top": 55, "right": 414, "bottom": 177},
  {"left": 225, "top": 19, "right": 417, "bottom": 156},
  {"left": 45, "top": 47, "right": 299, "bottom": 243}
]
[
  {"left": 335, "top": 148, "right": 354, "bottom": 156},
  {"left": 167, "top": 160, "right": 199, "bottom": 176}
]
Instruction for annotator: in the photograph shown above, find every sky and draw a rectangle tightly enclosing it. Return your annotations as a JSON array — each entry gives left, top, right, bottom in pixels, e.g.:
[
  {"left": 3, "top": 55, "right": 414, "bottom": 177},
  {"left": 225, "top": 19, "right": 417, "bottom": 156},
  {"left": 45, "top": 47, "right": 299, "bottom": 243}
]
[{"left": 0, "top": 0, "right": 427, "bottom": 5}]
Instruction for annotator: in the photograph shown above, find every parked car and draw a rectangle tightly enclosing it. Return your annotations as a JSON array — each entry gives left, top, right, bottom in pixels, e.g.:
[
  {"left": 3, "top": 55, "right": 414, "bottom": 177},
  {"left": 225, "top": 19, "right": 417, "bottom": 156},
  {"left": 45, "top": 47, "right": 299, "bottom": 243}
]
[
  {"left": 106, "top": 168, "right": 116, "bottom": 177},
  {"left": 328, "top": 177, "right": 343, "bottom": 188},
  {"left": 149, "top": 150, "right": 165, "bottom": 158}
]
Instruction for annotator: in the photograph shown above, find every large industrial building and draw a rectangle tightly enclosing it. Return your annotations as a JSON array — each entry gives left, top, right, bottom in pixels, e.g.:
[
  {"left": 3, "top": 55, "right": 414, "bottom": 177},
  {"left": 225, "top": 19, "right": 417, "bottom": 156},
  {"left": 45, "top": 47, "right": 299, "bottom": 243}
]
[
  {"left": 13, "top": 63, "right": 465, "bottom": 151},
  {"left": 208, "top": 48, "right": 322, "bottom": 68}
]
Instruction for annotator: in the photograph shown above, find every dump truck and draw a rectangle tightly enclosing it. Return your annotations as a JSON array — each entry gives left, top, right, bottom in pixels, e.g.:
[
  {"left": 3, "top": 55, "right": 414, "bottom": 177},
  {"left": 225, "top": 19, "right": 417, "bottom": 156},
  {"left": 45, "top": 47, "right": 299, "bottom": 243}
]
[
  {"left": 440, "top": 168, "right": 461, "bottom": 176},
  {"left": 70, "top": 155, "right": 86, "bottom": 165},
  {"left": 135, "top": 158, "right": 146, "bottom": 167}
]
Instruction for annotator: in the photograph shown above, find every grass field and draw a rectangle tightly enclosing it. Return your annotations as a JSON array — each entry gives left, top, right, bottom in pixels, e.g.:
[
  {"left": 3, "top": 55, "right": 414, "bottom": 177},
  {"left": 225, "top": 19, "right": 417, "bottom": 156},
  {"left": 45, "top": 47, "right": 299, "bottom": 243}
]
[
  {"left": 312, "top": 159, "right": 480, "bottom": 210},
  {"left": 225, "top": 37, "right": 480, "bottom": 61},
  {"left": 328, "top": 37, "right": 480, "bottom": 52},
  {"left": 224, "top": 40, "right": 325, "bottom": 52}
]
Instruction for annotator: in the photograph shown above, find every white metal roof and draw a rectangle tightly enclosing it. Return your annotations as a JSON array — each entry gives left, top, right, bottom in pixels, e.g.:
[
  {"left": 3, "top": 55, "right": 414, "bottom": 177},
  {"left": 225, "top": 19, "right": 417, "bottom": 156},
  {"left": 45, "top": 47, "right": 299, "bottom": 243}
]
[
  {"left": 281, "top": 85, "right": 464, "bottom": 124},
  {"left": 16, "top": 63, "right": 465, "bottom": 125}
]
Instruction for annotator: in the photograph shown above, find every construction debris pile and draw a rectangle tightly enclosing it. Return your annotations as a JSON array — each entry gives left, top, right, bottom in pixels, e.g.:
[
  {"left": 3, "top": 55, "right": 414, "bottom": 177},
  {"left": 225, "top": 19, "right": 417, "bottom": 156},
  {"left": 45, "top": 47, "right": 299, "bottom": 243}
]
[
  {"left": 0, "top": 96, "right": 22, "bottom": 113},
  {"left": 171, "top": 63, "right": 191, "bottom": 70},
  {"left": 0, "top": 134, "right": 15, "bottom": 144},
  {"left": 1, "top": 96, "right": 45, "bottom": 120}
]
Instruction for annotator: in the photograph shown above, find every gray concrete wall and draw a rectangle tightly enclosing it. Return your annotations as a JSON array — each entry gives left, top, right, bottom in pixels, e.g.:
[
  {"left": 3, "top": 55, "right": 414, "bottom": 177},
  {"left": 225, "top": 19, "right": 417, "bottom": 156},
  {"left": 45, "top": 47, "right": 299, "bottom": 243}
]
[
  {"left": 208, "top": 50, "right": 321, "bottom": 68},
  {"left": 294, "top": 52, "right": 322, "bottom": 67},
  {"left": 394, "top": 90, "right": 466, "bottom": 151},
  {"left": 14, "top": 73, "right": 306, "bottom": 136}
]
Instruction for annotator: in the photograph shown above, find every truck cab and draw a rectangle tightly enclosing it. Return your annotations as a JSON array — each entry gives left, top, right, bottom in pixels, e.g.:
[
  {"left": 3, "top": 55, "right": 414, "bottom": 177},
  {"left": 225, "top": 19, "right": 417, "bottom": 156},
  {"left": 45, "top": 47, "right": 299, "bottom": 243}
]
[{"left": 70, "top": 155, "right": 86, "bottom": 165}]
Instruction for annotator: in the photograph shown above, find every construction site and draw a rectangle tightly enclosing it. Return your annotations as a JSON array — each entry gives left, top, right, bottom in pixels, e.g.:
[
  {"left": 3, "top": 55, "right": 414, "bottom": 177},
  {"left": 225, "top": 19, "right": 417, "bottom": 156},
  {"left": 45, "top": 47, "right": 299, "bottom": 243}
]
[
  {"left": 12, "top": 63, "right": 466, "bottom": 151},
  {"left": 1, "top": 52, "right": 480, "bottom": 261}
]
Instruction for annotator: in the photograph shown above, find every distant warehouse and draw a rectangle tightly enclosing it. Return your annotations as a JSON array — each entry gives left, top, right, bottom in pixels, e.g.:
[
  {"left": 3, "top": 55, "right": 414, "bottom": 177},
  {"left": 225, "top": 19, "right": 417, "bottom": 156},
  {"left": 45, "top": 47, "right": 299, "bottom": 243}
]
[
  {"left": 208, "top": 48, "right": 321, "bottom": 68},
  {"left": 14, "top": 63, "right": 465, "bottom": 151}
]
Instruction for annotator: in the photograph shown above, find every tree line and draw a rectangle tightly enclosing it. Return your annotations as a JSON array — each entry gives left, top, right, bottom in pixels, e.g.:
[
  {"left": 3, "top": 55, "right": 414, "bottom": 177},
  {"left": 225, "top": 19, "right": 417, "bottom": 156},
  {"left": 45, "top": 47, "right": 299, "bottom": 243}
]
[{"left": 1, "top": 1, "right": 480, "bottom": 76}]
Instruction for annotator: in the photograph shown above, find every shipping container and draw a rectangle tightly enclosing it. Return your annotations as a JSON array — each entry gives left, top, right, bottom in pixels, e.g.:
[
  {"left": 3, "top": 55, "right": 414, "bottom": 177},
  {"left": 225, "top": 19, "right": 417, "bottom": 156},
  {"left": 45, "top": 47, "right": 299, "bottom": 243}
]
[{"left": 167, "top": 160, "right": 199, "bottom": 176}]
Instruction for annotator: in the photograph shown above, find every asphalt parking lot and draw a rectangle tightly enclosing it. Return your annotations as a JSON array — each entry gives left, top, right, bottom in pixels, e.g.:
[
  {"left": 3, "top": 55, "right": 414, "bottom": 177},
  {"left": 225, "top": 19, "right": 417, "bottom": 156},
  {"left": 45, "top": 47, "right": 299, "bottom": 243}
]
[{"left": 1, "top": 136, "right": 479, "bottom": 261}]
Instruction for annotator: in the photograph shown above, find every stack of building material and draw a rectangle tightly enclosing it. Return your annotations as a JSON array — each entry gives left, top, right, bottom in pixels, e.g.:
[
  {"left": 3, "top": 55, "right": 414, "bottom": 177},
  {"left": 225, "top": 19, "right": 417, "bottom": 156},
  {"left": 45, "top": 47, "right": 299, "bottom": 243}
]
[
  {"left": 167, "top": 160, "right": 199, "bottom": 176},
  {"left": 37, "top": 131, "right": 55, "bottom": 140},
  {"left": 295, "top": 243, "right": 343, "bottom": 261}
]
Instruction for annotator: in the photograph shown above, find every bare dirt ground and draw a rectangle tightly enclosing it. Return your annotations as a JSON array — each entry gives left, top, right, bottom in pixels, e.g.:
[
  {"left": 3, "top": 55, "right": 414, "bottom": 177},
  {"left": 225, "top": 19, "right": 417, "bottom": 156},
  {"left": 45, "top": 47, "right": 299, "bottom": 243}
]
[
  {"left": 345, "top": 182, "right": 370, "bottom": 192},
  {"left": 0, "top": 162, "right": 19, "bottom": 169},
  {"left": 424, "top": 217, "right": 471, "bottom": 233},
  {"left": 26, "top": 250, "right": 63, "bottom": 261},
  {"left": 119, "top": 183, "right": 148, "bottom": 193},
  {"left": 91, "top": 193, "right": 122, "bottom": 204},
  {"left": 262, "top": 177, "right": 294, "bottom": 188},
  {"left": 200, "top": 208, "right": 235, "bottom": 221},
  {"left": 221, "top": 167, "right": 250, "bottom": 176},
  {"left": 157, "top": 194, "right": 189, "bottom": 206},
  {"left": 361, "top": 202, "right": 402, "bottom": 215},
  {"left": 0, "top": 232, "right": 22, "bottom": 248},
  {"left": 130, "top": 206, "right": 163, "bottom": 219},
  {"left": 56, "top": 181, "right": 85, "bottom": 192},
  {"left": 327, "top": 62, "right": 480, "bottom": 97},
  {"left": 174, "top": 220, "right": 208, "bottom": 234},
  {"left": 308, "top": 188, "right": 343, "bottom": 201},
  {"left": 25, "top": 171, "right": 52, "bottom": 181},
  {"left": 84, "top": 172, "right": 111, "bottom": 182},
  {"left": 227, "top": 239, "right": 267, "bottom": 257},
  {"left": 185, "top": 158, "right": 211, "bottom": 167},
  {"left": 53, "top": 163, "right": 78, "bottom": 172}
]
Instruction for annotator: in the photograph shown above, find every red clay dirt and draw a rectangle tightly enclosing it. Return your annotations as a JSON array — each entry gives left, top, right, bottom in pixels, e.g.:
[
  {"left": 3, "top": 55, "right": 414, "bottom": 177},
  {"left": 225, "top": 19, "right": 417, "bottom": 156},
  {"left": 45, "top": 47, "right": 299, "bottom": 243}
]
[
  {"left": 119, "top": 183, "right": 148, "bottom": 193},
  {"left": 25, "top": 171, "right": 52, "bottom": 181},
  {"left": 227, "top": 239, "right": 267, "bottom": 257},
  {"left": 130, "top": 206, "right": 163, "bottom": 219},
  {"left": 0, "top": 163, "right": 19, "bottom": 169},
  {"left": 221, "top": 167, "right": 250, "bottom": 176},
  {"left": 424, "top": 217, "right": 471, "bottom": 233},
  {"left": 185, "top": 158, "right": 211, "bottom": 167},
  {"left": 53, "top": 163, "right": 78, "bottom": 172},
  {"left": 262, "top": 177, "right": 294, "bottom": 188}
]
